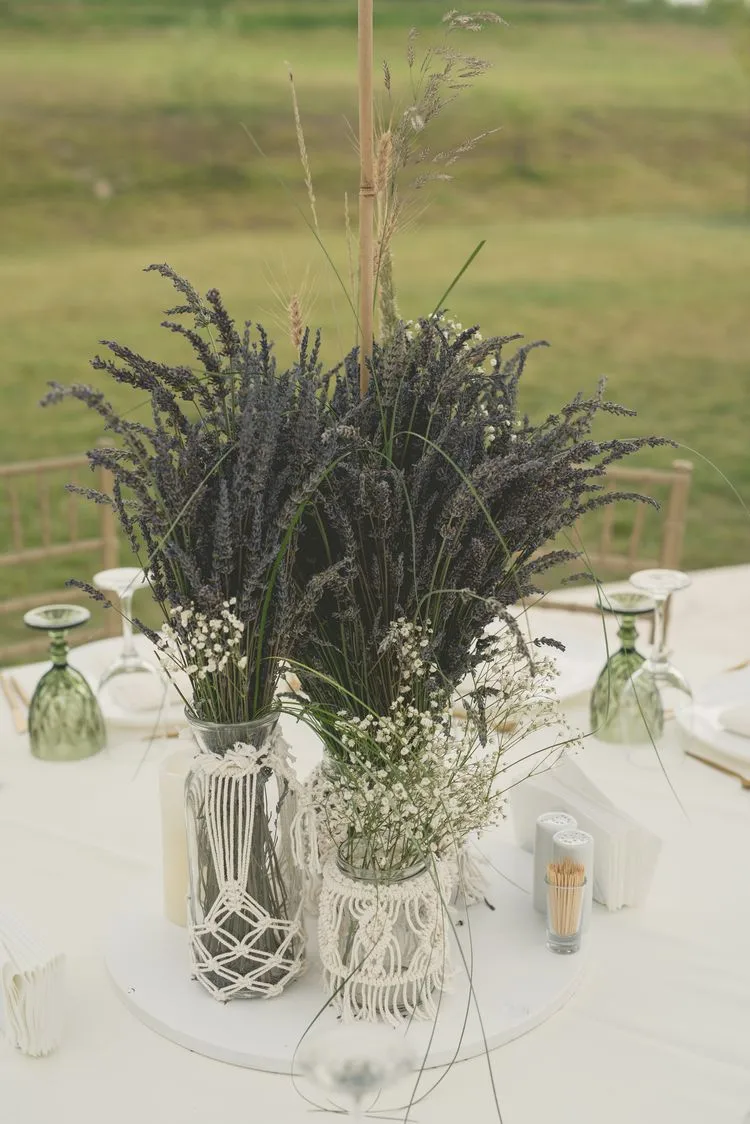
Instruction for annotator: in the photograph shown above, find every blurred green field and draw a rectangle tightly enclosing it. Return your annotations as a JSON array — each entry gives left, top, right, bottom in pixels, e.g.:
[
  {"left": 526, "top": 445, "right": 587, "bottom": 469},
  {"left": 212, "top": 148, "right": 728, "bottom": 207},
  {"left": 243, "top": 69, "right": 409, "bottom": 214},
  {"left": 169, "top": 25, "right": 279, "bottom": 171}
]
[{"left": 0, "top": 1, "right": 749, "bottom": 656}]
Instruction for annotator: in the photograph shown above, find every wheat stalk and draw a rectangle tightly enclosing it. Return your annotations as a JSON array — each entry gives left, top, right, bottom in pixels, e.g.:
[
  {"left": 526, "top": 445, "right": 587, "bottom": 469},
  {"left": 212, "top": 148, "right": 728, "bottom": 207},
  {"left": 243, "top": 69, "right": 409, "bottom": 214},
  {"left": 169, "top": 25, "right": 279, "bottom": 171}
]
[
  {"left": 287, "top": 65, "right": 318, "bottom": 231},
  {"left": 289, "top": 293, "right": 304, "bottom": 351},
  {"left": 358, "top": 0, "right": 375, "bottom": 397}
]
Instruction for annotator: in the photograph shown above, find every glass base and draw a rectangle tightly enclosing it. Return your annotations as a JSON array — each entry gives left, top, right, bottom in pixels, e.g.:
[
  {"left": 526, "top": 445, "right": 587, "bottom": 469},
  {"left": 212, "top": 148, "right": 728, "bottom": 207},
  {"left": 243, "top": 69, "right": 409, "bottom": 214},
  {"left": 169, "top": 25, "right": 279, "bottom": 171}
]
[
  {"left": 546, "top": 932, "right": 582, "bottom": 955},
  {"left": 626, "top": 684, "right": 693, "bottom": 770},
  {"left": 98, "top": 661, "right": 169, "bottom": 713}
]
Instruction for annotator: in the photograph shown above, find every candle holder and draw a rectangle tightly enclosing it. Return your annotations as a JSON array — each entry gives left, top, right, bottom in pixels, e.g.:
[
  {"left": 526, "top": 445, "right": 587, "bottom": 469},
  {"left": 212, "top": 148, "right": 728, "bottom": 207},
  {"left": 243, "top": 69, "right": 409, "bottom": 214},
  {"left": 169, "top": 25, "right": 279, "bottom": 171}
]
[
  {"left": 158, "top": 748, "right": 195, "bottom": 928},
  {"left": 23, "top": 604, "right": 106, "bottom": 761}
]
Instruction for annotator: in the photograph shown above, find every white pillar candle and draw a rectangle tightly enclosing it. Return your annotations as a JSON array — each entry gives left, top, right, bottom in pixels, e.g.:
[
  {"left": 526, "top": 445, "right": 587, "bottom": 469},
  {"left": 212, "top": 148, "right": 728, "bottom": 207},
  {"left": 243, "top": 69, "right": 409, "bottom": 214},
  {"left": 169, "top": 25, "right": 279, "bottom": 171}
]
[
  {"left": 552, "top": 828, "right": 594, "bottom": 930},
  {"left": 158, "top": 748, "right": 195, "bottom": 928},
  {"left": 533, "top": 812, "right": 577, "bottom": 913}
]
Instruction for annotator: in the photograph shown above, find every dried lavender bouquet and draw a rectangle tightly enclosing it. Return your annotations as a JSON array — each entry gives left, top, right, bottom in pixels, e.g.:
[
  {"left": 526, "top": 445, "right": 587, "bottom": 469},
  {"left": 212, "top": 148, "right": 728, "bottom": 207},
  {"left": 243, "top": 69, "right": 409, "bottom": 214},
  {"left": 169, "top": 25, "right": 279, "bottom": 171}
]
[
  {"left": 292, "top": 317, "right": 668, "bottom": 887},
  {"left": 42, "top": 264, "right": 340, "bottom": 723},
  {"left": 41, "top": 266, "right": 344, "bottom": 993},
  {"left": 296, "top": 314, "right": 668, "bottom": 731}
]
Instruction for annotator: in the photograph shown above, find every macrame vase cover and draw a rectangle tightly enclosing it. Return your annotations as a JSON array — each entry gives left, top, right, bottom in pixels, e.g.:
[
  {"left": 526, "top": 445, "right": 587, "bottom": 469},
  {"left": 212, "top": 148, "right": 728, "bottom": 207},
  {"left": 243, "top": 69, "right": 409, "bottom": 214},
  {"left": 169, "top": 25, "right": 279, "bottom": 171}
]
[
  {"left": 184, "top": 732, "right": 305, "bottom": 1001},
  {"left": 292, "top": 768, "right": 488, "bottom": 917},
  {"left": 317, "top": 858, "right": 452, "bottom": 1026}
]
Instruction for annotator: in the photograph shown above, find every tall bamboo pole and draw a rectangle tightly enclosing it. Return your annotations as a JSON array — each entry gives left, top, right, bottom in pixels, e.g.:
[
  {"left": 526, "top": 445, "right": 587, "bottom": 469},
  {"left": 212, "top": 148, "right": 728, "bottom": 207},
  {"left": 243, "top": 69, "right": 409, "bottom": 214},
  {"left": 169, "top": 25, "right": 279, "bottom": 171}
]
[{"left": 358, "top": 0, "right": 375, "bottom": 398}]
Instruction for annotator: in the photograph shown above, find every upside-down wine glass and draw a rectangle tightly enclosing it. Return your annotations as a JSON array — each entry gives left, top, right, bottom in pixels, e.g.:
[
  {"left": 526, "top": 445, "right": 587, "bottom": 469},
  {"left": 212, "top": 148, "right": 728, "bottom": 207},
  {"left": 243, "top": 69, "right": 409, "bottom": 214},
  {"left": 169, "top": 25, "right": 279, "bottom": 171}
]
[
  {"left": 297, "top": 1026, "right": 416, "bottom": 1120},
  {"left": 622, "top": 568, "right": 693, "bottom": 767},
  {"left": 589, "top": 590, "right": 663, "bottom": 745},
  {"left": 93, "top": 567, "right": 167, "bottom": 714},
  {"left": 23, "top": 604, "right": 106, "bottom": 761}
]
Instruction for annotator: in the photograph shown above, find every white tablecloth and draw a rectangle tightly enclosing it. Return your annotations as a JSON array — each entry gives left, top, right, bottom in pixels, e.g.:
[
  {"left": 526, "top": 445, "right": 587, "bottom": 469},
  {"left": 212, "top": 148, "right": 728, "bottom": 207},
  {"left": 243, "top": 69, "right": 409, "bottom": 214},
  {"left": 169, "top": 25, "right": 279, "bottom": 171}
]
[{"left": 1, "top": 566, "right": 749, "bottom": 1123}]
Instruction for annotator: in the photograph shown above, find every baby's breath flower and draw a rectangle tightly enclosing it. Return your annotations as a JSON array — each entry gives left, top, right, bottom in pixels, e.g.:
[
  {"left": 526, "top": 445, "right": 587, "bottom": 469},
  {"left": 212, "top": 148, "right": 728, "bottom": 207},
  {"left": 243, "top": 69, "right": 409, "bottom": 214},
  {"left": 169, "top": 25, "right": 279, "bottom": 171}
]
[{"left": 308, "top": 619, "right": 577, "bottom": 877}]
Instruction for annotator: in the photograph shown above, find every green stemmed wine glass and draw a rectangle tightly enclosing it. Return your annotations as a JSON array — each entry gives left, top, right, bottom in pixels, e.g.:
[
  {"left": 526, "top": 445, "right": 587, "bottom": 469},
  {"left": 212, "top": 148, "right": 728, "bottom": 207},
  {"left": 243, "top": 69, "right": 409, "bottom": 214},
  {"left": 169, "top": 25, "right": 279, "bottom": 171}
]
[
  {"left": 23, "top": 604, "right": 106, "bottom": 762},
  {"left": 589, "top": 591, "right": 663, "bottom": 745}
]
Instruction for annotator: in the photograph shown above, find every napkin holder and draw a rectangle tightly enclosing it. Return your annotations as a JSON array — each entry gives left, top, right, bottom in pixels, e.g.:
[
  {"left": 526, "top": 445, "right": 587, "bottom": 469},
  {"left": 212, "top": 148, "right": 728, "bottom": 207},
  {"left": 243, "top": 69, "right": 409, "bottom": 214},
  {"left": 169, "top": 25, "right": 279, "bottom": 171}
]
[
  {"left": 512, "top": 760, "right": 662, "bottom": 910},
  {"left": 0, "top": 910, "right": 64, "bottom": 1057}
]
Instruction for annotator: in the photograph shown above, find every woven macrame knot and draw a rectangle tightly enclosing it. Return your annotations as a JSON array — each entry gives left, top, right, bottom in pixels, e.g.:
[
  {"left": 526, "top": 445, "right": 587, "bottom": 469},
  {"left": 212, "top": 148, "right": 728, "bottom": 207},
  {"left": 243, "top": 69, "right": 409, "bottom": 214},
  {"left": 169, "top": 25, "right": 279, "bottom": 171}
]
[
  {"left": 185, "top": 731, "right": 306, "bottom": 1002},
  {"left": 222, "top": 881, "right": 245, "bottom": 909},
  {"left": 317, "top": 858, "right": 452, "bottom": 1026}
]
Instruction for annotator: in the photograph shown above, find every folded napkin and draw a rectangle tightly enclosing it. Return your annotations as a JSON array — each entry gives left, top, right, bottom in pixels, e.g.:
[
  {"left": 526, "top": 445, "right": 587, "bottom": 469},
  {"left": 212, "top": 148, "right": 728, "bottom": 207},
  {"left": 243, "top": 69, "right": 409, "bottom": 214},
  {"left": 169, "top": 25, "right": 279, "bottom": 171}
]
[
  {"left": 0, "top": 910, "right": 64, "bottom": 1057},
  {"left": 511, "top": 760, "right": 662, "bottom": 910},
  {"left": 719, "top": 705, "right": 750, "bottom": 741}
]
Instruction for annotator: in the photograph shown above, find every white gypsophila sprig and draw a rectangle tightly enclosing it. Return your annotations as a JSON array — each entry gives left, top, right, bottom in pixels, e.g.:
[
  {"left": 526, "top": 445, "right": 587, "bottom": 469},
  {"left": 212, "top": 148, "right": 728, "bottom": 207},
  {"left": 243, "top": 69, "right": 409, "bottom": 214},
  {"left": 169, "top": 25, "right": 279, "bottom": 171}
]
[
  {"left": 309, "top": 618, "right": 577, "bottom": 877},
  {"left": 402, "top": 312, "right": 482, "bottom": 351},
  {"left": 155, "top": 598, "right": 257, "bottom": 722}
]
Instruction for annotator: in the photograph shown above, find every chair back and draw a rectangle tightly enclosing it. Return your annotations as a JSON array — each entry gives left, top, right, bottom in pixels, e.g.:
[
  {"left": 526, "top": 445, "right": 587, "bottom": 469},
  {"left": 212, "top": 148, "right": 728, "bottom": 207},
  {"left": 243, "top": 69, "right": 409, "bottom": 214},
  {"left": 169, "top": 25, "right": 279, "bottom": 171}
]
[
  {"left": 0, "top": 453, "right": 119, "bottom": 664},
  {"left": 526, "top": 458, "right": 693, "bottom": 620},
  {"left": 579, "top": 458, "right": 693, "bottom": 576}
]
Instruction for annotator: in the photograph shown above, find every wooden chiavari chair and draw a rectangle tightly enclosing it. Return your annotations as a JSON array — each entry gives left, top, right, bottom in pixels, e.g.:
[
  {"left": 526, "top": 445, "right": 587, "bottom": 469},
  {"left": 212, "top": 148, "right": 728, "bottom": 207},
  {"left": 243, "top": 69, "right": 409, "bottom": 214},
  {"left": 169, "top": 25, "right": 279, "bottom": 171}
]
[
  {"left": 0, "top": 452, "right": 119, "bottom": 665},
  {"left": 528, "top": 458, "right": 693, "bottom": 627}
]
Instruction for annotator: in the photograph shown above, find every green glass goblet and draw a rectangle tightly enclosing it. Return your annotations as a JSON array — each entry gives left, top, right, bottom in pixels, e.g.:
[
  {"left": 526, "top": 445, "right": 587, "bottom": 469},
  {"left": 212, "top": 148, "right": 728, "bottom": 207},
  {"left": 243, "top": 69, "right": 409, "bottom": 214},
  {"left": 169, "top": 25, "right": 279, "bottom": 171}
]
[
  {"left": 589, "top": 591, "right": 663, "bottom": 745},
  {"left": 23, "top": 604, "right": 106, "bottom": 762}
]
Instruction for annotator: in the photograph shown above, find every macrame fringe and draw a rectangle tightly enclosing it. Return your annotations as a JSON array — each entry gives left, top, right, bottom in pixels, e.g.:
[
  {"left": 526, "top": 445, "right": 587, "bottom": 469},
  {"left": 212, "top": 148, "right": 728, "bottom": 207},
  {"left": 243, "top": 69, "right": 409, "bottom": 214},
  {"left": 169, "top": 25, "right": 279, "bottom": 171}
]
[
  {"left": 318, "top": 859, "right": 451, "bottom": 1027},
  {"left": 454, "top": 842, "right": 489, "bottom": 906},
  {"left": 290, "top": 764, "right": 336, "bottom": 916}
]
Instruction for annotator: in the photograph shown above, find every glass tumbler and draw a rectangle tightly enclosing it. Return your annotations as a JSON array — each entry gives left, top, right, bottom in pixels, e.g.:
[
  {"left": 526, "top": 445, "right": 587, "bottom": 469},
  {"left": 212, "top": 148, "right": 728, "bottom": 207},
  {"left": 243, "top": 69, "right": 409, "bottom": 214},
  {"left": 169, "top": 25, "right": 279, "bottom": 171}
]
[{"left": 546, "top": 876, "right": 586, "bottom": 955}]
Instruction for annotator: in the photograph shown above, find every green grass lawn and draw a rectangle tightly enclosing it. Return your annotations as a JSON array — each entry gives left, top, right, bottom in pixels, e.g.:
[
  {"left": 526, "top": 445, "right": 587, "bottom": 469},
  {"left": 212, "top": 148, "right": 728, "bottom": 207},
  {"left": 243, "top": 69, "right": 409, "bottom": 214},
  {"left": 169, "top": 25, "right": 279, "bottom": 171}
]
[{"left": 0, "top": 2, "right": 749, "bottom": 655}]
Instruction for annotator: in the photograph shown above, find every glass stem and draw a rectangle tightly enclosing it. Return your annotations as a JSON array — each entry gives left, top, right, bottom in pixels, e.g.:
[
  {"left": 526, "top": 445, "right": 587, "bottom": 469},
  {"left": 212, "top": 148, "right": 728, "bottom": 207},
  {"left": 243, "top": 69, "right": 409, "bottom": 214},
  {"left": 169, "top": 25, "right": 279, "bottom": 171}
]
[
  {"left": 119, "top": 591, "right": 138, "bottom": 659},
  {"left": 649, "top": 595, "right": 668, "bottom": 673},
  {"left": 49, "top": 630, "right": 68, "bottom": 667},
  {"left": 617, "top": 614, "right": 638, "bottom": 652}
]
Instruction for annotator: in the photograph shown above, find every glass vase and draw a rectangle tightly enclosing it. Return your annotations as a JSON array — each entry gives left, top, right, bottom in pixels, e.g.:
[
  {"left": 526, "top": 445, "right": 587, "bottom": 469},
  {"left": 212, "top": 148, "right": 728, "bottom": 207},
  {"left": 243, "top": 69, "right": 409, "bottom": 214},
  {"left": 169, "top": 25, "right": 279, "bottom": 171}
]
[
  {"left": 184, "top": 710, "right": 305, "bottom": 1001},
  {"left": 23, "top": 605, "right": 106, "bottom": 762},
  {"left": 317, "top": 856, "right": 449, "bottom": 1025}
]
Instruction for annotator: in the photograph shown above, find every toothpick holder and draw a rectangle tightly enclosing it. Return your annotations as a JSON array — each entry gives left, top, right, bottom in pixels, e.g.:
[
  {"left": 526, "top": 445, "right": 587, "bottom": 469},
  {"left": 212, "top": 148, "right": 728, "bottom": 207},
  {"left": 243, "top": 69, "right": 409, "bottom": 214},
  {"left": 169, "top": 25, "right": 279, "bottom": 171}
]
[{"left": 552, "top": 828, "right": 594, "bottom": 930}]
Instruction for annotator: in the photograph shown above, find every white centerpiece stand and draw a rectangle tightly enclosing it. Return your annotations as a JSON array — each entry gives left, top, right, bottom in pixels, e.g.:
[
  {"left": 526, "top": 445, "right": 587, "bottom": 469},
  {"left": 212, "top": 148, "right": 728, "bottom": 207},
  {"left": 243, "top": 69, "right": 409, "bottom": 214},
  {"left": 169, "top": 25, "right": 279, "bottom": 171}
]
[{"left": 105, "top": 836, "right": 587, "bottom": 1073}]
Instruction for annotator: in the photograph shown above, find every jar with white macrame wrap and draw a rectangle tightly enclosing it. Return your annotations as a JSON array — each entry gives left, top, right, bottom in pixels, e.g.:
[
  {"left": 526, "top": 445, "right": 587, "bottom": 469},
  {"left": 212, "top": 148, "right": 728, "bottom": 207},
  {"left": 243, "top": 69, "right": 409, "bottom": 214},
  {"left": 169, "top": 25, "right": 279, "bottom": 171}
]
[
  {"left": 184, "top": 712, "right": 305, "bottom": 1001},
  {"left": 317, "top": 857, "right": 453, "bottom": 1026},
  {"left": 292, "top": 764, "right": 484, "bottom": 917}
]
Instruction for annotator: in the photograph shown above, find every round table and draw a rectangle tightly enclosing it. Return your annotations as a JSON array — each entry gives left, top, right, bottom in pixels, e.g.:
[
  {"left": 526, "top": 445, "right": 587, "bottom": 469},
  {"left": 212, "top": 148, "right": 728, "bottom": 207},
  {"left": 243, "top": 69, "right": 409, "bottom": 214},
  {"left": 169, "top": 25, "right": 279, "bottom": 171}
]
[{"left": 1, "top": 565, "right": 749, "bottom": 1124}]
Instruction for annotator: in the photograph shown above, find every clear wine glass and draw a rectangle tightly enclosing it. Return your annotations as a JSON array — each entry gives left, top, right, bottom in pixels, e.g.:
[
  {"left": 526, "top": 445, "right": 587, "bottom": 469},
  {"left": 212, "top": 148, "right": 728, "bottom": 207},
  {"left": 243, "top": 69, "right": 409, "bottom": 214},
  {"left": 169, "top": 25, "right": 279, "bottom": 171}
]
[
  {"left": 297, "top": 1026, "right": 416, "bottom": 1120},
  {"left": 93, "top": 567, "right": 167, "bottom": 714},
  {"left": 623, "top": 568, "right": 693, "bottom": 767}
]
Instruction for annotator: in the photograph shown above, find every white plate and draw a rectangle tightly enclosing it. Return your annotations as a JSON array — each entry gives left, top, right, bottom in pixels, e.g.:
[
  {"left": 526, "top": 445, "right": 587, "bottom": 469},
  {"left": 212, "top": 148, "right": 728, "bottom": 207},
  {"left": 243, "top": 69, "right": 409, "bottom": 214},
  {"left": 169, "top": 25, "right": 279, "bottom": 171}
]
[
  {"left": 550, "top": 650, "right": 601, "bottom": 703},
  {"left": 67, "top": 636, "right": 190, "bottom": 731},
  {"left": 676, "top": 667, "right": 750, "bottom": 767},
  {"left": 96, "top": 676, "right": 188, "bottom": 731}
]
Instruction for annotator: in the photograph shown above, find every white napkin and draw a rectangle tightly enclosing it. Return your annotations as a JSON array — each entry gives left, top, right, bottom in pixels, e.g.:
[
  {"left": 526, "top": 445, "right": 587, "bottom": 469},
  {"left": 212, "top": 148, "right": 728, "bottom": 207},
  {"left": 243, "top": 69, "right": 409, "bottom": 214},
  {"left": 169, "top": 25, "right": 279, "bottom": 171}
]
[
  {"left": 0, "top": 910, "right": 64, "bottom": 1057},
  {"left": 511, "top": 760, "right": 662, "bottom": 910},
  {"left": 719, "top": 705, "right": 750, "bottom": 740}
]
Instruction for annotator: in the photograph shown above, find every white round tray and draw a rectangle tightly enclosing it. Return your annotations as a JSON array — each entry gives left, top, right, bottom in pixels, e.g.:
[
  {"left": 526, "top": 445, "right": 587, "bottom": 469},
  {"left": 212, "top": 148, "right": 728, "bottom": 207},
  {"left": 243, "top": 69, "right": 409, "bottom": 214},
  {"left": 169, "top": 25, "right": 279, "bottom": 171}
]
[{"left": 105, "top": 836, "right": 587, "bottom": 1073}]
